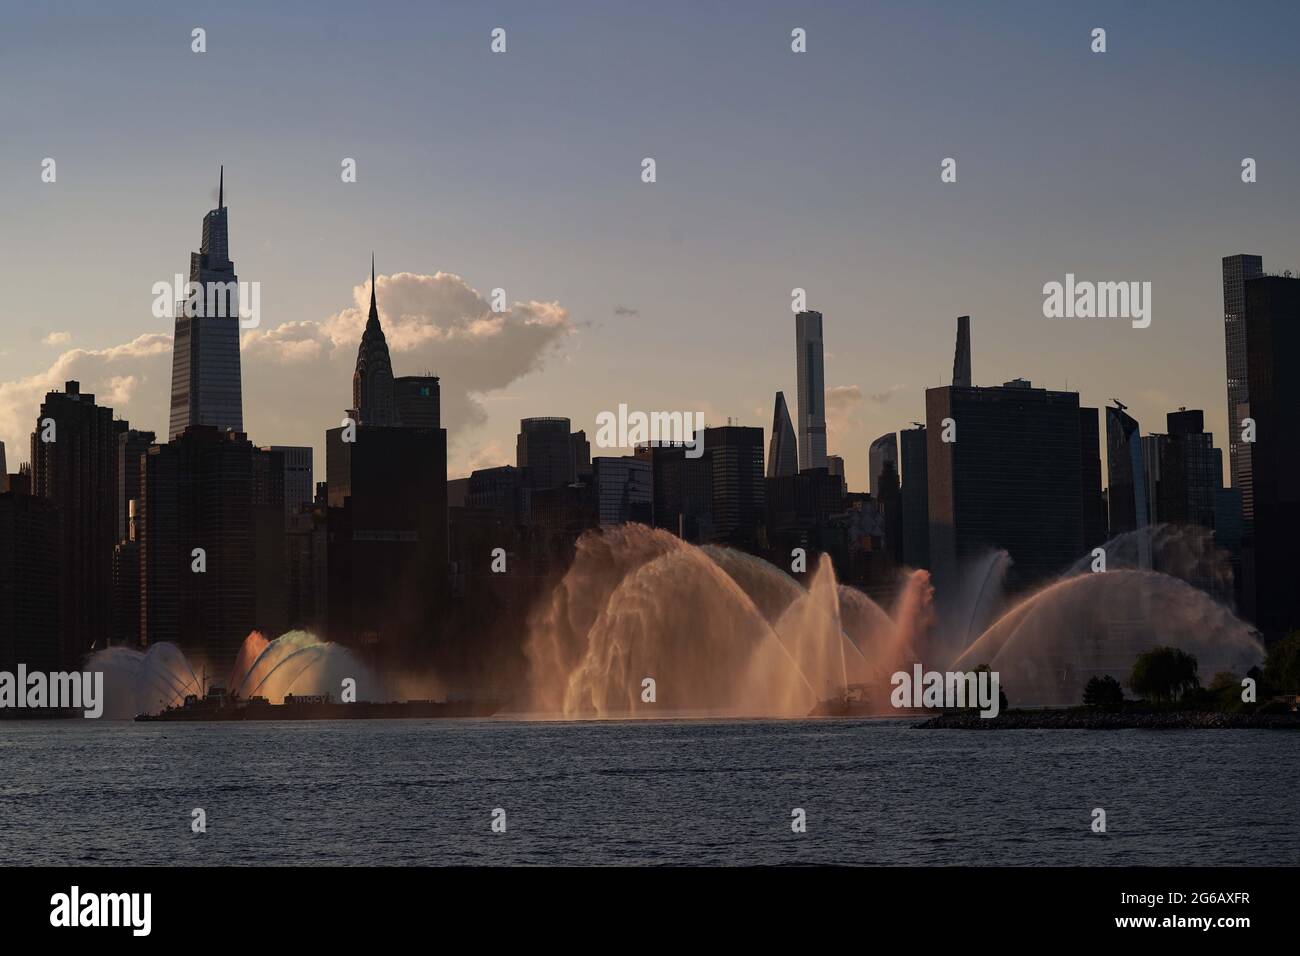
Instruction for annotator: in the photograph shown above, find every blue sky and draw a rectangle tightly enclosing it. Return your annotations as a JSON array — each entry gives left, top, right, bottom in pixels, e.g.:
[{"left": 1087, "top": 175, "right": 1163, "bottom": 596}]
[{"left": 2, "top": 0, "right": 1298, "bottom": 485}]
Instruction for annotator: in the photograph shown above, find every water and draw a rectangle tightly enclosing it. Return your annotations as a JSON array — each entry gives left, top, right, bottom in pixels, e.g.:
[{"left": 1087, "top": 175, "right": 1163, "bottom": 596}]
[{"left": 2, "top": 718, "right": 1295, "bottom": 865}]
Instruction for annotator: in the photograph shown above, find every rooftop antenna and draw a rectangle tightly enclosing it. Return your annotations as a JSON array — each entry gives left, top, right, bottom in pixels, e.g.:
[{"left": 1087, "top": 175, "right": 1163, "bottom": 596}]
[
  {"left": 218, "top": 165, "right": 223, "bottom": 209},
  {"left": 1111, "top": 398, "right": 1128, "bottom": 412}
]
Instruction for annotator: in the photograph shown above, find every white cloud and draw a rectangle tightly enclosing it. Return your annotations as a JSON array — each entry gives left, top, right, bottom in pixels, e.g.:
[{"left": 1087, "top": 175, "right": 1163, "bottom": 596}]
[
  {"left": 42, "top": 331, "right": 72, "bottom": 347},
  {"left": 0, "top": 272, "right": 573, "bottom": 469}
]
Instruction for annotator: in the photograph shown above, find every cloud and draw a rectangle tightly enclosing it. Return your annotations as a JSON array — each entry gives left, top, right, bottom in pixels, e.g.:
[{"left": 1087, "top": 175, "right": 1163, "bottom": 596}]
[
  {"left": 42, "top": 332, "right": 72, "bottom": 347},
  {"left": 825, "top": 384, "right": 863, "bottom": 451},
  {"left": 0, "top": 334, "right": 174, "bottom": 454},
  {"left": 825, "top": 384, "right": 862, "bottom": 416},
  {"left": 869, "top": 384, "right": 906, "bottom": 404},
  {"left": 0, "top": 272, "right": 573, "bottom": 469}
]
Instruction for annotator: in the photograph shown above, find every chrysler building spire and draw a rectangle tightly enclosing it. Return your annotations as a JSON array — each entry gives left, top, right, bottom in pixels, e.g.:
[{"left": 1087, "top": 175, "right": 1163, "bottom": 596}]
[{"left": 352, "top": 255, "right": 395, "bottom": 425}]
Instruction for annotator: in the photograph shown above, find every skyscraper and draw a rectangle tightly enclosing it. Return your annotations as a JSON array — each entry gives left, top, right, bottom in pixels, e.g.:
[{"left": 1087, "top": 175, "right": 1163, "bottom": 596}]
[
  {"left": 592, "top": 456, "right": 652, "bottom": 526},
  {"left": 327, "top": 278, "right": 448, "bottom": 659},
  {"left": 952, "top": 315, "right": 972, "bottom": 387},
  {"left": 705, "top": 425, "right": 766, "bottom": 548},
  {"left": 927, "top": 380, "right": 1089, "bottom": 593},
  {"left": 30, "top": 381, "right": 118, "bottom": 666},
  {"left": 516, "top": 417, "right": 577, "bottom": 491},
  {"left": 168, "top": 168, "right": 245, "bottom": 440},
  {"left": 140, "top": 427, "right": 257, "bottom": 679},
  {"left": 394, "top": 375, "right": 440, "bottom": 429},
  {"left": 767, "top": 391, "right": 797, "bottom": 478},
  {"left": 352, "top": 256, "right": 396, "bottom": 426},
  {"left": 1223, "top": 254, "right": 1264, "bottom": 525},
  {"left": 869, "top": 433, "right": 899, "bottom": 498},
  {"left": 1154, "top": 410, "right": 1220, "bottom": 531},
  {"left": 826, "top": 454, "right": 847, "bottom": 496},
  {"left": 634, "top": 442, "right": 711, "bottom": 540},
  {"left": 264, "top": 446, "right": 314, "bottom": 520},
  {"left": 1243, "top": 273, "right": 1300, "bottom": 641},
  {"left": 900, "top": 425, "right": 930, "bottom": 569},
  {"left": 1078, "top": 407, "right": 1106, "bottom": 552},
  {"left": 795, "top": 310, "right": 827, "bottom": 470},
  {"left": 1105, "top": 403, "right": 1148, "bottom": 539},
  {"left": 117, "top": 428, "right": 155, "bottom": 542},
  {"left": 0, "top": 483, "right": 60, "bottom": 676}
]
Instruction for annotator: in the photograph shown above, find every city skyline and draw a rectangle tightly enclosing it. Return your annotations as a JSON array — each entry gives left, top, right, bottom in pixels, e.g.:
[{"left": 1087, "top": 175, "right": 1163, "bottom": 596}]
[
  {"left": 4, "top": 1, "right": 1300, "bottom": 490},
  {"left": 2, "top": 166, "right": 1289, "bottom": 494}
]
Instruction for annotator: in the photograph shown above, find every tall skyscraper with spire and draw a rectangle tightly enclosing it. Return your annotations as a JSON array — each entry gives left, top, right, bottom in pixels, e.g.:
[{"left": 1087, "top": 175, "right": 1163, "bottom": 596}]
[
  {"left": 351, "top": 255, "right": 396, "bottom": 425},
  {"left": 767, "top": 391, "right": 797, "bottom": 478},
  {"left": 168, "top": 167, "right": 245, "bottom": 440},
  {"left": 952, "top": 314, "right": 972, "bottom": 387},
  {"left": 1223, "top": 253, "right": 1263, "bottom": 528},
  {"left": 795, "top": 310, "right": 827, "bottom": 471}
]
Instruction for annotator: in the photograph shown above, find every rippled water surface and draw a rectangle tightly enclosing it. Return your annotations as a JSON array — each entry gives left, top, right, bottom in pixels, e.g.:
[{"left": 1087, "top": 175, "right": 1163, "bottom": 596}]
[{"left": 2, "top": 718, "right": 1295, "bottom": 865}]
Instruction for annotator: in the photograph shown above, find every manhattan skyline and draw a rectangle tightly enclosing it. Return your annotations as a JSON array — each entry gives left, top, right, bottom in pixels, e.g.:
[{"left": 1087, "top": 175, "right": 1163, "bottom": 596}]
[{"left": 3, "top": 1, "right": 1300, "bottom": 491}]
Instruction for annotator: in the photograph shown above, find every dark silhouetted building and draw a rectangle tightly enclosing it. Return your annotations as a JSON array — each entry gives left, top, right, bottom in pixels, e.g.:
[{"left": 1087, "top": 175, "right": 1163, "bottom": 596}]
[
  {"left": 1223, "top": 254, "right": 1264, "bottom": 530},
  {"left": 592, "top": 456, "right": 652, "bottom": 526},
  {"left": 900, "top": 424, "right": 930, "bottom": 568},
  {"left": 517, "top": 417, "right": 576, "bottom": 491},
  {"left": 394, "top": 375, "right": 440, "bottom": 429},
  {"left": 0, "top": 485, "right": 60, "bottom": 676},
  {"left": 1079, "top": 407, "right": 1106, "bottom": 551},
  {"left": 1105, "top": 403, "right": 1148, "bottom": 538},
  {"left": 117, "top": 428, "right": 155, "bottom": 542},
  {"left": 767, "top": 391, "right": 797, "bottom": 478},
  {"left": 140, "top": 427, "right": 257, "bottom": 680},
  {"left": 252, "top": 447, "right": 287, "bottom": 639},
  {"left": 112, "top": 501, "right": 142, "bottom": 648},
  {"left": 1154, "top": 409, "right": 1220, "bottom": 530},
  {"left": 326, "top": 423, "right": 447, "bottom": 659},
  {"left": 285, "top": 498, "right": 328, "bottom": 634},
  {"left": 571, "top": 430, "right": 592, "bottom": 479},
  {"left": 705, "top": 425, "right": 765, "bottom": 549},
  {"left": 635, "top": 443, "right": 711, "bottom": 540},
  {"left": 952, "top": 315, "right": 972, "bottom": 388},
  {"left": 264, "top": 446, "right": 313, "bottom": 521},
  {"left": 327, "top": 270, "right": 448, "bottom": 661},
  {"left": 1243, "top": 273, "right": 1300, "bottom": 641},
  {"left": 30, "top": 380, "right": 118, "bottom": 667},
  {"left": 468, "top": 465, "right": 528, "bottom": 524},
  {"left": 927, "top": 380, "right": 1089, "bottom": 593},
  {"left": 869, "top": 432, "right": 898, "bottom": 498}
]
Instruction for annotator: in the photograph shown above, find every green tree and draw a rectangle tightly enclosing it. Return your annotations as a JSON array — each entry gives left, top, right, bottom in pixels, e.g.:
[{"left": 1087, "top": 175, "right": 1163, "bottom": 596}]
[
  {"left": 1129, "top": 646, "right": 1199, "bottom": 703},
  {"left": 1083, "top": 674, "right": 1124, "bottom": 708},
  {"left": 1263, "top": 632, "right": 1300, "bottom": 695}
]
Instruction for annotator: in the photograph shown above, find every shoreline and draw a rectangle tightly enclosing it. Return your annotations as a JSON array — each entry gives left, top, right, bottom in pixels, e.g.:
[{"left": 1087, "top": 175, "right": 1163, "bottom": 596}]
[{"left": 914, "top": 710, "right": 1300, "bottom": 730}]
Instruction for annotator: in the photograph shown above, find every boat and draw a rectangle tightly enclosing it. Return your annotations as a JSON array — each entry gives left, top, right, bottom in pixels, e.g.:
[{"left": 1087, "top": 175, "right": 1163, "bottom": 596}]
[
  {"left": 809, "top": 682, "right": 875, "bottom": 717},
  {"left": 135, "top": 685, "right": 503, "bottom": 722}
]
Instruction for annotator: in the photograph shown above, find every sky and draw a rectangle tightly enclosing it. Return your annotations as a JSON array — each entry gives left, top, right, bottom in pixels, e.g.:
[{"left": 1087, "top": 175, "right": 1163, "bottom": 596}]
[{"left": 2, "top": 0, "right": 1298, "bottom": 489}]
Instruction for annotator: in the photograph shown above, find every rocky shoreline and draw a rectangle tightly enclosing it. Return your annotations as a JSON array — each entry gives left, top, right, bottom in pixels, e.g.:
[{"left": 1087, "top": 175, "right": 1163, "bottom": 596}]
[{"left": 914, "top": 710, "right": 1300, "bottom": 730}]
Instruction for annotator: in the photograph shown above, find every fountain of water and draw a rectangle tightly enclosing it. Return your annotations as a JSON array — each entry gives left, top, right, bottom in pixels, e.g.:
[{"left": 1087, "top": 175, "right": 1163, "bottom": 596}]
[
  {"left": 86, "top": 630, "right": 379, "bottom": 718},
  {"left": 86, "top": 643, "right": 204, "bottom": 719},
  {"left": 523, "top": 522, "right": 1265, "bottom": 717}
]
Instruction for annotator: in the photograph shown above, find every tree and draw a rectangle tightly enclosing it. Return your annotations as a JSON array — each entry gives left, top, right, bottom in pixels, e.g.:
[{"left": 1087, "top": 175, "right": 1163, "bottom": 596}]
[
  {"left": 1263, "top": 632, "right": 1300, "bottom": 696},
  {"left": 972, "top": 664, "right": 1009, "bottom": 713},
  {"left": 1129, "top": 646, "right": 1199, "bottom": 703},
  {"left": 1083, "top": 674, "right": 1124, "bottom": 708}
]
